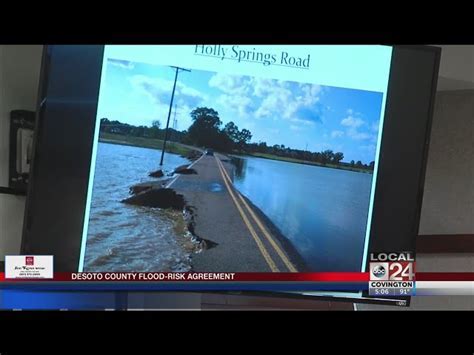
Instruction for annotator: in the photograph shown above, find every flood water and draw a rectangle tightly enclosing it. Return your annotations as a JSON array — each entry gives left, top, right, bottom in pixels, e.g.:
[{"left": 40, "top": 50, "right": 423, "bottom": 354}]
[
  {"left": 83, "top": 142, "right": 190, "bottom": 272},
  {"left": 83, "top": 142, "right": 374, "bottom": 273},
  {"left": 231, "top": 156, "right": 374, "bottom": 271}
]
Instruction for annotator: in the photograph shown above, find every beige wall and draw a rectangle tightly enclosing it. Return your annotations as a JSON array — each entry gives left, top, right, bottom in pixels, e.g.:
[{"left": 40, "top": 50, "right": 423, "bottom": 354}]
[
  {"left": 0, "top": 45, "right": 43, "bottom": 259},
  {"left": 436, "top": 45, "right": 474, "bottom": 91},
  {"left": 419, "top": 90, "right": 474, "bottom": 235},
  {"left": 438, "top": 46, "right": 474, "bottom": 84}
]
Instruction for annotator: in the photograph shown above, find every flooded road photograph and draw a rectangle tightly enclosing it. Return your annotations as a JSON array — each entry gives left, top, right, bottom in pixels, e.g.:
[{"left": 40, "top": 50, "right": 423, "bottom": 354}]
[{"left": 81, "top": 54, "right": 384, "bottom": 273}]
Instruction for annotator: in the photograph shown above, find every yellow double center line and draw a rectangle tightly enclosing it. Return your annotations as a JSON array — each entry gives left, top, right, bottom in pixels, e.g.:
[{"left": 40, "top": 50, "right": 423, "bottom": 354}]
[{"left": 215, "top": 156, "right": 298, "bottom": 273}]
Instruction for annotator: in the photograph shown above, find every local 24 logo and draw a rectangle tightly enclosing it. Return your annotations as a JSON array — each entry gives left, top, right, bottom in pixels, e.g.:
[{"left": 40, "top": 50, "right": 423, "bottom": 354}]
[{"left": 369, "top": 252, "right": 415, "bottom": 281}]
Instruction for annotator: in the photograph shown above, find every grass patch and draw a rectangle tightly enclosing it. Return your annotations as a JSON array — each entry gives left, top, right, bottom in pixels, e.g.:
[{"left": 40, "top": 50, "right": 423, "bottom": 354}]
[
  {"left": 99, "top": 132, "right": 192, "bottom": 156},
  {"left": 248, "top": 152, "right": 372, "bottom": 173}
]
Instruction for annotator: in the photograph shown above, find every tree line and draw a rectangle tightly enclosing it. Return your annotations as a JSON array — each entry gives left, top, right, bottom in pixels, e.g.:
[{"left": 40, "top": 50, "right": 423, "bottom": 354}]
[
  {"left": 100, "top": 106, "right": 374, "bottom": 169},
  {"left": 99, "top": 118, "right": 186, "bottom": 142}
]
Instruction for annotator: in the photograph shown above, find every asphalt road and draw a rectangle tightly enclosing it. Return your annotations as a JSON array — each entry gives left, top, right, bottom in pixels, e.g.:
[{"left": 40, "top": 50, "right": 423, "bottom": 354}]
[{"left": 170, "top": 152, "right": 299, "bottom": 272}]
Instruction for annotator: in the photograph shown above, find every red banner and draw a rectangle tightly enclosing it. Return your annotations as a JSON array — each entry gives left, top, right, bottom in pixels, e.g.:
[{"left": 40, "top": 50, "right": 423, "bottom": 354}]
[
  {"left": 1, "top": 272, "right": 474, "bottom": 282},
  {"left": 0, "top": 272, "right": 368, "bottom": 282}
]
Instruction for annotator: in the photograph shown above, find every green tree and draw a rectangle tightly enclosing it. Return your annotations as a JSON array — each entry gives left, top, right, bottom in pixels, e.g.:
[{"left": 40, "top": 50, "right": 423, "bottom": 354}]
[
  {"left": 333, "top": 152, "right": 344, "bottom": 164},
  {"left": 356, "top": 160, "right": 363, "bottom": 168},
  {"left": 215, "top": 130, "right": 234, "bottom": 152},
  {"left": 313, "top": 152, "right": 322, "bottom": 163},
  {"left": 190, "top": 107, "right": 221, "bottom": 128},
  {"left": 187, "top": 107, "right": 223, "bottom": 149},
  {"left": 149, "top": 120, "right": 162, "bottom": 138},
  {"left": 137, "top": 126, "right": 146, "bottom": 137},
  {"left": 258, "top": 141, "right": 268, "bottom": 152},
  {"left": 237, "top": 129, "right": 252, "bottom": 151},
  {"left": 224, "top": 121, "right": 240, "bottom": 143},
  {"left": 152, "top": 120, "right": 161, "bottom": 129},
  {"left": 100, "top": 118, "right": 111, "bottom": 133},
  {"left": 321, "top": 150, "right": 334, "bottom": 164},
  {"left": 369, "top": 161, "right": 375, "bottom": 169},
  {"left": 350, "top": 160, "right": 355, "bottom": 167}
]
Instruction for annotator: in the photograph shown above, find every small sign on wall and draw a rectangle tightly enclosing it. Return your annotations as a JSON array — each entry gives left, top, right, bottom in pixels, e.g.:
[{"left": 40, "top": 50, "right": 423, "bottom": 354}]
[
  {"left": 5, "top": 255, "right": 54, "bottom": 279},
  {"left": 9, "top": 110, "right": 35, "bottom": 192}
]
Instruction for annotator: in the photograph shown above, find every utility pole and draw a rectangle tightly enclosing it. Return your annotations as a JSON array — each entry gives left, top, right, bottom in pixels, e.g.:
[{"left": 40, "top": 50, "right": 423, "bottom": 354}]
[{"left": 160, "top": 66, "right": 191, "bottom": 166}]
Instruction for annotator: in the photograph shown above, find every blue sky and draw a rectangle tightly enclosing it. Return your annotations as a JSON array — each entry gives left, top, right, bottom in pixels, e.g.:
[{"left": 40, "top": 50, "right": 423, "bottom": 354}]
[{"left": 98, "top": 58, "right": 384, "bottom": 163}]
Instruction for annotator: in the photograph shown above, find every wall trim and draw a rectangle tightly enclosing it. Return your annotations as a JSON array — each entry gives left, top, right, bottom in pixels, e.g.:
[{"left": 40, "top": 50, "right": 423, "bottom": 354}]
[{"left": 417, "top": 234, "right": 474, "bottom": 253}]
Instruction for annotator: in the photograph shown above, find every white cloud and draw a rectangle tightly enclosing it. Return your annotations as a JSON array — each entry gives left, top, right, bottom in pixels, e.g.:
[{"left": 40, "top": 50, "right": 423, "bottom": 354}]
[
  {"left": 339, "top": 113, "right": 376, "bottom": 141},
  {"left": 209, "top": 73, "right": 324, "bottom": 124},
  {"left": 130, "top": 75, "right": 207, "bottom": 109},
  {"left": 252, "top": 78, "right": 293, "bottom": 119},
  {"left": 284, "top": 83, "right": 321, "bottom": 120},
  {"left": 209, "top": 73, "right": 250, "bottom": 96},
  {"left": 209, "top": 73, "right": 255, "bottom": 118},
  {"left": 256, "top": 94, "right": 287, "bottom": 118},
  {"left": 341, "top": 116, "right": 365, "bottom": 128},
  {"left": 290, "top": 117, "right": 315, "bottom": 127},
  {"left": 331, "top": 130, "right": 344, "bottom": 138},
  {"left": 290, "top": 125, "right": 303, "bottom": 131},
  {"left": 108, "top": 59, "right": 135, "bottom": 70},
  {"left": 127, "top": 75, "right": 207, "bottom": 131},
  {"left": 253, "top": 77, "right": 288, "bottom": 98},
  {"left": 300, "top": 84, "right": 322, "bottom": 102},
  {"left": 347, "top": 129, "right": 371, "bottom": 140},
  {"left": 217, "top": 94, "right": 253, "bottom": 117}
]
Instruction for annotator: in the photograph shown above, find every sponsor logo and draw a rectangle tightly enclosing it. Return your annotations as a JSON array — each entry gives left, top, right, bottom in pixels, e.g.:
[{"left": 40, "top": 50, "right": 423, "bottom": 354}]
[{"left": 5, "top": 255, "right": 54, "bottom": 279}]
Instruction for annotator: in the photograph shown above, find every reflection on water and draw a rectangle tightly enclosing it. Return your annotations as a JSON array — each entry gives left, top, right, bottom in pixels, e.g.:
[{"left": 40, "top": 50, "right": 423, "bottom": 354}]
[
  {"left": 231, "top": 156, "right": 373, "bottom": 272},
  {"left": 83, "top": 142, "right": 190, "bottom": 272},
  {"left": 231, "top": 156, "right": 246, "bottom": 179}
]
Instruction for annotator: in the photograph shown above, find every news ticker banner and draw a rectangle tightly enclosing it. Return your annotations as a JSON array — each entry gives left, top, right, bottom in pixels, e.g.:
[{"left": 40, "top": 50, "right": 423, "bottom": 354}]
[
  {"left": 1, "top": 272, "right": 474, "bottom": 295},
  {"left": 2, "top": 254, "right": 474, "bottom": 295}
]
